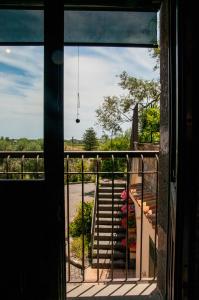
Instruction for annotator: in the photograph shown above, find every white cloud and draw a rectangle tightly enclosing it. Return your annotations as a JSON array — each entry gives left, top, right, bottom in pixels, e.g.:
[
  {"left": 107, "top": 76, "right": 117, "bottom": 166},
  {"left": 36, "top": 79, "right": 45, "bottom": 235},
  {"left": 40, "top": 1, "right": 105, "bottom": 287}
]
[
  {"left": 0, "top": 46, "right": 159, "bottom": 139},
  {"left": 64, "top": 46, "right": 158, "bottom": 139},
  {"left": 0, "top": 46, "right": 43, "bottom": 138}
]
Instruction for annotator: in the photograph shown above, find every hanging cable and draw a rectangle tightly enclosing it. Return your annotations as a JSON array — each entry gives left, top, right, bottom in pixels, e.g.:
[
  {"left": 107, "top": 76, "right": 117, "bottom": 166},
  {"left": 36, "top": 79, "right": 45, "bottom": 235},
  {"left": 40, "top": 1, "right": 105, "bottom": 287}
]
[{"left": 76, "top": 46, "right": 80, "bottom": 123}]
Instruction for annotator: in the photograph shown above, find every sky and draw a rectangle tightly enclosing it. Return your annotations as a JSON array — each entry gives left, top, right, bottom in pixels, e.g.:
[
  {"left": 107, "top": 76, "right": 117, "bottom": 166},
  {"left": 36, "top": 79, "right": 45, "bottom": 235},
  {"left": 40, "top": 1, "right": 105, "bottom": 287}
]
[{"left": 0, "top": 46, "right": 159, "bottom": 140}]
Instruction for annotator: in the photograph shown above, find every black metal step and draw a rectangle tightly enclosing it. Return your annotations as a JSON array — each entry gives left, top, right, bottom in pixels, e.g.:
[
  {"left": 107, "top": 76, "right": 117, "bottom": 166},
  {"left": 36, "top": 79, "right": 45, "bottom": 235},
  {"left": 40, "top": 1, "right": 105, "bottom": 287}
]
[
  {"left": 100, "top": 182, "right": 126, "bottom": 187},
  {"left": 98, "top": 193, "right": 121, "bottom": 199},
  {"left": 95, "top": 225, "right": 126, "bottom": 233},
  {"left": 93, "top": 241, "right": 125, "bottom": 250},
  {"left": 96, "top": 218, "right": 121, "bottom": 226},
  {"left": 96, "top": 212, "right": 125, "bottom": 218},
  {"left": 92, "top": 249, "right": 125, "bottom": 259},
  {"left": 98, "top": 205, "right": 123, "bottom": 211},
  {"left": 98, "top": 199, "right": 125, "bottom": 205},
  {"left": 92, "top": 258, "right": 125, "bottom": 269},
  {"left": 94, "top": 233, "right": 125, "bottom": 241},
  {"left": 98, "top": 187, "right": 125, "bottom": 193}
]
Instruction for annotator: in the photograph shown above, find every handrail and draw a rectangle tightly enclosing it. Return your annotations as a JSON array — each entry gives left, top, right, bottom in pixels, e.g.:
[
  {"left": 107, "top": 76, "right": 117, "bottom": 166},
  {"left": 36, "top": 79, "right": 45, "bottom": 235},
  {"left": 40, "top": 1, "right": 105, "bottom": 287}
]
[
  {"left": 0, "top": 150, "right": 159, "bottom": 158},
  {"left": 0, "top": 149, "right": 159, "bottom": 282},
  {"left": 90, "top": 177, "right": 98, "bottom": 265}
]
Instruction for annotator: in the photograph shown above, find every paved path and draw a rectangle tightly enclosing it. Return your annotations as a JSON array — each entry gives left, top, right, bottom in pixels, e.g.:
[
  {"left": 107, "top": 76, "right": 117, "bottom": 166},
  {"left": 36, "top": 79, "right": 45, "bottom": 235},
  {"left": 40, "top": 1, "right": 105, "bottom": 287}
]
[
  {"left": 65, "top": 183, "right": 95, "bottom": 281},
  {"left": 65, "top": 182, "right": 95, "bottom": 223}
]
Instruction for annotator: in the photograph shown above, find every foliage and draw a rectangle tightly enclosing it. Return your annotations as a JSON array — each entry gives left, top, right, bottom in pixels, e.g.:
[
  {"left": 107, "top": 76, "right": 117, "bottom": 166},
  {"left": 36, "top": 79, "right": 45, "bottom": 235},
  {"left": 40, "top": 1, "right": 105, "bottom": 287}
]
[
  {"left": 149, "top": 47, "right": 160, "bottom": 71},
  {"left": 96, "top": 71, "right": 160, "bottom": 139},
  {"left": 139, "top": 104, "right": 160, "bottom": 143},
  {"left": 0, "top": 137, "right": 44, "bottom": 179},
  {"left": 70, "top": 235, "right": 89, "bottom": 260},
  {"left": 98, "top": 131, "right": 130, "bottom": 179},
  {"left": 82, "top": 127, "right": 98, "bottom": 151},
  {"left": 69, "top": 200, "right": 94, "bottom": 243},
  {"left": 99, "top": 130, "right": 130, "bottom": 151},
  {"left": 0, "top": 137, "right": 43, "bottom": 151},
  {"left": 65, "top": 158, "right": 96, "bottom": 183}
]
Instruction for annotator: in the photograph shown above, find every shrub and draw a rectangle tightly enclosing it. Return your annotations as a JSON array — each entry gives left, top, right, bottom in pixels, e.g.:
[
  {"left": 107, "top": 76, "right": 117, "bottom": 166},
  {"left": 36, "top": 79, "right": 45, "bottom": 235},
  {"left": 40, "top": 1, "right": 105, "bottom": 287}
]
[
  {"left": 71, "top": 235, "right": 89, "bottom": 260},
  {"left": 69, "top": 200, "right": 94, "bottom": 243}
]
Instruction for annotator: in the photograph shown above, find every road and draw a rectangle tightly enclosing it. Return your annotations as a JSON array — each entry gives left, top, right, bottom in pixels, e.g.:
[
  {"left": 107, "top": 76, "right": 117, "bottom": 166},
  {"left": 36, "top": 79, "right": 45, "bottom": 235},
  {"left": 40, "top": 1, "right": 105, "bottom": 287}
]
[{"left": 64, "top": 182, "right": 95, "bottom": 222}]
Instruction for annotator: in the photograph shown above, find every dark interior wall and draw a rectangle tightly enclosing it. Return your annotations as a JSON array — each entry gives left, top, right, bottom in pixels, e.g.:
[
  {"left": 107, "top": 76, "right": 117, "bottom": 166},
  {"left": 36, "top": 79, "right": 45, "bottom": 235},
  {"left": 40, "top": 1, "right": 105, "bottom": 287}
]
[
  {"left": 158, "top": 0, "right": 199, "bottom": 299},
  {"left": 1, "top": 180, "right": 65, "bottom": 300},
  {"left": 176, "top": 1, "right": 198, "bottom": 299}
]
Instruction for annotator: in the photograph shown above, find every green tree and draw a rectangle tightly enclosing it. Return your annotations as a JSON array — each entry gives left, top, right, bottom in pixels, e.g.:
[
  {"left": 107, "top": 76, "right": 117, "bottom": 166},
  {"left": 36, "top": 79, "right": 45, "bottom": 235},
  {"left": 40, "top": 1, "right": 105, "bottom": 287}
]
[
  {"left": 139, "top": 103, "right": 160, "bottom": 142},
  {"left": 99, "top": 130, "right": 130, "bottom": 151},
  {"left": 82, "top": 127, "right": 98, "bottom": 151},
  {"left": 96, "top": 71, "right": 160, "bottom": 140}
]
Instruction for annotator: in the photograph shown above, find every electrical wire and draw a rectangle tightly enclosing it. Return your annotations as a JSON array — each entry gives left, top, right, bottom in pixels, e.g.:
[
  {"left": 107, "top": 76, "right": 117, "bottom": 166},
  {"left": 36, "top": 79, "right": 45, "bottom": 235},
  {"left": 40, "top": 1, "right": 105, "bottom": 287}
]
[{"left": 76, "top": 46, "right": 80, "bottom": 123}]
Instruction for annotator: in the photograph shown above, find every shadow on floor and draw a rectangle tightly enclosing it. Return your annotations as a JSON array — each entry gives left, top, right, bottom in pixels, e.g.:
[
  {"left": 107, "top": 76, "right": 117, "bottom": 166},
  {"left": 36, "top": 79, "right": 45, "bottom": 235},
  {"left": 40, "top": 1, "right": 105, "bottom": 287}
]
[{"left": 66, "top": 282, "right": 162, "bottom": 300}]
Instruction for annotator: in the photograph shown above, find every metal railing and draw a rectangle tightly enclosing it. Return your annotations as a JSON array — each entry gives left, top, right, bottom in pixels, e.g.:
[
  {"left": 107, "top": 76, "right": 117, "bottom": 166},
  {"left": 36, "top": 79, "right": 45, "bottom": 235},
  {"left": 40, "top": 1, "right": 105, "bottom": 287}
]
[
  {"left": 64, "top": 151, "right": 159, "bottom": 283},
  {"left": 0, "top": 151, "right": 44, "bottom": 179},
  {"left": 0, "top": 150, "right": 159, "bottom": 283}
]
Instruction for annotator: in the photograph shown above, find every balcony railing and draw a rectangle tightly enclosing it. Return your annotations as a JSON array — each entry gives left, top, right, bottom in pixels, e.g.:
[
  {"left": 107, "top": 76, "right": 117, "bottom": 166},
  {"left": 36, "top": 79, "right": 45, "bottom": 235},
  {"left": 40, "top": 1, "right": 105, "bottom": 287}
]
[{"left": 0, "top": 150, "right": 159, "bottom": 283}]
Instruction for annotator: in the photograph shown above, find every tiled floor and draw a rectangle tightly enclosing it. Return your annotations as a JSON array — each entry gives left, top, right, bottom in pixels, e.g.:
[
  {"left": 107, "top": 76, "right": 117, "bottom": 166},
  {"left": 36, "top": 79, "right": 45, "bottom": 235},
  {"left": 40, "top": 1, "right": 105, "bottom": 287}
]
[{"left": 66, "top": 282, "right": 162, "bottom": 299}]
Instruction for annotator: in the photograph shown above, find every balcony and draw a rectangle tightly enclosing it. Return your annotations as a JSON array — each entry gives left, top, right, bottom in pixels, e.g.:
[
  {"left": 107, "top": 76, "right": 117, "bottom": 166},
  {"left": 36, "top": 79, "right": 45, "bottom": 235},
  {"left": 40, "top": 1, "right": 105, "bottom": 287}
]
[{"left": 0, "top": 150, "right": 160, "bottom": 299}]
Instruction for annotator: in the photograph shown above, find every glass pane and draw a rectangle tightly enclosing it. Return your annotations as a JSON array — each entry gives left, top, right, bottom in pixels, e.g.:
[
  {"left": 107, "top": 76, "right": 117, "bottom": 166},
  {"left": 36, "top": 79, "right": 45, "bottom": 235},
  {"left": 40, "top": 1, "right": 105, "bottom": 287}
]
[
  {"left": 0, "top": 46, "right": 44, "bottom": 179},
  {"left": 64, "top": 10, "right": 157, "bottom": 45},
  {"left": 0, "top": 10, "right": 43, "bottom": 43}
]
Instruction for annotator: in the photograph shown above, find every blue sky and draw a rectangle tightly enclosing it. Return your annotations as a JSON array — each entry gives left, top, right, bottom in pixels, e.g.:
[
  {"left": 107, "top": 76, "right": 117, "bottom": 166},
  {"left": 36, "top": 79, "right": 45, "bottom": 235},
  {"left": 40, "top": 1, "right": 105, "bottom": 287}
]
[{"left": 0, "top": 46, "right": 159, "bottom": 140}]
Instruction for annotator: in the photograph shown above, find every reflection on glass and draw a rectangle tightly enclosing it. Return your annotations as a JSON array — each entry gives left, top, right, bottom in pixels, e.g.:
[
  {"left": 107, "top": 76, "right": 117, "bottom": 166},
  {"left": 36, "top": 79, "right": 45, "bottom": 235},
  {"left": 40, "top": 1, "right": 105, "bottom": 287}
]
[
  {"left": 0, "top": 10, "right": 43, "bottom": 43},
  {"left": 64, "top": 10, "right": 157, "bottom": 45}
]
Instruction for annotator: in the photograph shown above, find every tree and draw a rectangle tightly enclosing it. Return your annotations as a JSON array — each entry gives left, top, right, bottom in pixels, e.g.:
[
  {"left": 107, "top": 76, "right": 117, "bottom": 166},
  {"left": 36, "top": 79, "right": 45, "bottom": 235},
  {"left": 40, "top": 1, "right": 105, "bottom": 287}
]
[
  {"left": 149, "top": 47, "right": 160, "bottom": 71},
  {"left": 96, "top": 71, "right": 160, "bottom": 143},
  {"left": 82, "top": 127, "right": 98, "bottom": 151},
  {"left": 139, "top": 103, "right": 160, "bottom": 142}
]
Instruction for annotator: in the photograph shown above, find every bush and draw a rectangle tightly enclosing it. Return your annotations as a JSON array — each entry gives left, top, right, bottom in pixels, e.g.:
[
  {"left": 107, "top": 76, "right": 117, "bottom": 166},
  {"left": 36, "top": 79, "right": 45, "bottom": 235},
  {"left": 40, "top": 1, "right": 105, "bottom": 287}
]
[
  {"left": 100, "top": 158, "right": 126, "bottom": 179},
  {"left": 69, "top": 200, "right": 94, "bottom": 243},
  {"left": 71, "top": 235, "right": 89, "bottom": 260}
]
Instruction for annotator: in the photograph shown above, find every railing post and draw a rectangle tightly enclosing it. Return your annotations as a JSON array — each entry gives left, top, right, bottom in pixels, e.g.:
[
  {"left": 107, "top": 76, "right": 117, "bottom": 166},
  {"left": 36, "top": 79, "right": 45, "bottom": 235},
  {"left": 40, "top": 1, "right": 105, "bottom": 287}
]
[
  {"left": 21, "top": 155, "right": 24, "bottom": 180},
  {"left": 111, "top": 154, "right": 115, "bottom": 281},
  {"left": 66, "top": 155, "right": 70, "bottom": 282},
  {"left": 96, "top": 155, "right": 100, "bottom": 282},
  {"left": 140, "top": 154, "right": 144, "bottom": 280},
  {"left": 126, "top": 154, "right": 130, "bottom": 280},
  {"left": 36, "top": 155, "right": 39, "bottom": 180},
  {"left": 154, "top": 154, "right": 159, "bottom": 279},
  {"left": 6, "top": 155, "right": 10, "bottom": 179},
  {"left": 81, "top": 155, "right": 85, "bottom": 281}
]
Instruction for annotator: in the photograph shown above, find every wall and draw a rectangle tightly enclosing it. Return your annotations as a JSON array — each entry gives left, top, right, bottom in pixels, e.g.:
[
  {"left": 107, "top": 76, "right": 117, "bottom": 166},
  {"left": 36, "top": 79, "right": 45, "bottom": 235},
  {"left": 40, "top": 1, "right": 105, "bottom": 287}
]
[{"left": 138, "top": 143, "right": 159, "bottom": 194}]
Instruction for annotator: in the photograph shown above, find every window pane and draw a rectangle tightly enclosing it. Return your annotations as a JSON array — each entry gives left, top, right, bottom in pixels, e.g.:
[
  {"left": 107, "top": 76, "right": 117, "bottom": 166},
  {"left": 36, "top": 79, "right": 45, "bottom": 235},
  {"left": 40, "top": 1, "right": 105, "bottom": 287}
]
[
  {"left": 0, "top": 10, "right": 43, "bottom": 43},
  {"left": 0, "top": 46, "right": 44, "bottom": 179},
  {"left": 64, "top": 10, "right": 157, "bottom": 45}
]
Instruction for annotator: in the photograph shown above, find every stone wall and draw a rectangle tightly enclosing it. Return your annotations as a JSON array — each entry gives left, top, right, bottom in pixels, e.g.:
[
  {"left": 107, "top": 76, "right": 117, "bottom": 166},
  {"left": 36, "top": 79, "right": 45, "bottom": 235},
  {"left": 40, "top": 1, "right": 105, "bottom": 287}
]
[{"left": 138, "top": 143, "right": 159, "bottom": 194}]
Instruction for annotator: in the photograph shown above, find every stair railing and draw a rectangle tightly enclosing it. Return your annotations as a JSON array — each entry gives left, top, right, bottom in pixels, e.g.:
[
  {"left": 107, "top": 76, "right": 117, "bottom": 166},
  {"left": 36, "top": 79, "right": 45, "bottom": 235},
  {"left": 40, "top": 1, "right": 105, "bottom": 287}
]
[{"left": 90, "top": 177, "right": 98, "bottom": 265}]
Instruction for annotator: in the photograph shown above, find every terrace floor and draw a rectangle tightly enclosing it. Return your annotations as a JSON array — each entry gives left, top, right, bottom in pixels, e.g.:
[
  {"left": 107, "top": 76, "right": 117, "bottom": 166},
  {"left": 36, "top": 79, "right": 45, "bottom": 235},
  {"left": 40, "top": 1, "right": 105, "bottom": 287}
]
[{"left": 66, "top": 282, "right": 162, "bottom": 300}]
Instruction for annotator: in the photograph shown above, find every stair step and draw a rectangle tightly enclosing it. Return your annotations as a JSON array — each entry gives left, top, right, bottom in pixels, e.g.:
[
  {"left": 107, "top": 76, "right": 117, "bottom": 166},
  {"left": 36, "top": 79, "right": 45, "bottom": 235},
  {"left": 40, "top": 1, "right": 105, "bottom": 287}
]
[
  {"left": 98, "top": 193, "right": 122, "bottom": 199},
  {"left": 96, "top": 218, "right": 121, "bottom": 226},
  {"left": 93, "top": 241, "right": 125, "bottom": 250},
  {"left": 98, "top": 205, "right": 123, "bottom": 211},
  {"left": 98, "top": 187, "right": 125, "bottom": 193},
  {"left": 92, "top": 250, "right": 125, "bottom": 259},
  {"left": 94, "top": 233, "right": 125, "bottom": 241},
  {"left": 98, "top": 199, "right": 125, "bottom": 205},
  {"left": 96, "top": 212, "right": 125, "bottom": 218},
  {"left": 100, "top": 182, "right": 126, "bottom": 188},
  {"left": 92, "top": 258, "right": 125, "bottom": 268},
  {"left": 95, "top": 226, "right": 126, "bottom": 233}
]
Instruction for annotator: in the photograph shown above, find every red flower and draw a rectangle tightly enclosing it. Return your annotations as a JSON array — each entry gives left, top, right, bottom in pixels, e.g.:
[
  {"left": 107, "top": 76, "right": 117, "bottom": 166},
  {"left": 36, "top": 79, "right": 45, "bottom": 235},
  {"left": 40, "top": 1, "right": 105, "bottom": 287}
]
[{"left": 121, "top": 190, "right": 127, "bottom": 200}]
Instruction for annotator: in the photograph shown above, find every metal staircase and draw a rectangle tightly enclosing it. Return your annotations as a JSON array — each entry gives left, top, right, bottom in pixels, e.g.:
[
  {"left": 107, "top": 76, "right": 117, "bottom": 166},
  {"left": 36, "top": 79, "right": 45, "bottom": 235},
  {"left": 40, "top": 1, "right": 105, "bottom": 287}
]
[{"left": 91, "top": 181, "right": 127, "bottom": 269}]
